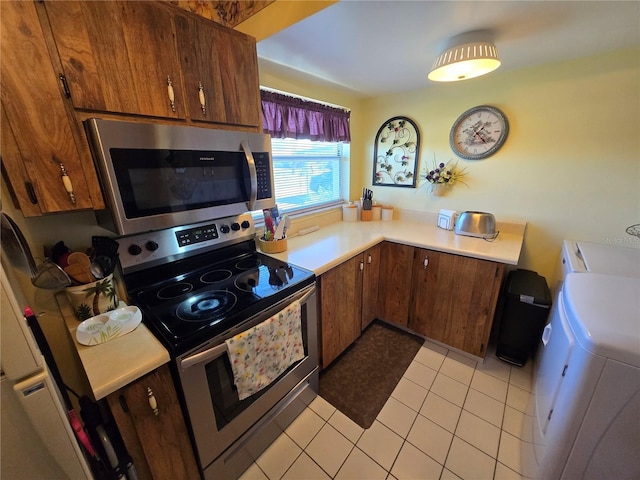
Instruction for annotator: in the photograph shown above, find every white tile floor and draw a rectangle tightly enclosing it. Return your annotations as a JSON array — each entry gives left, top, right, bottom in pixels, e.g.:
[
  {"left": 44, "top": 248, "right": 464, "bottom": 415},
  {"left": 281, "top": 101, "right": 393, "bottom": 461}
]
[{"left": 240, "top": 340, "right": 536, "bottom": 480}]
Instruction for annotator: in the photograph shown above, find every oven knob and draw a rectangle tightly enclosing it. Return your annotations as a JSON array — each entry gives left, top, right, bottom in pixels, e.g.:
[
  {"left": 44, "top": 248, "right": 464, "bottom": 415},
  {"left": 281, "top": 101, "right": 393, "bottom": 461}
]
[
  {"left": 220, "top": 225, "right": 230, "bottom": 234},
  {"left": 241, "top": 220, "right": 250, "bottom": 229},
  {"left": 146, "top": 241, "right": 159, "bottom": 252},
  {"left": 231, "top": 222, "right": 240, "bottom": 231},
  {"left": 128, "top": 244, "right": 142, "bottom": 256}
]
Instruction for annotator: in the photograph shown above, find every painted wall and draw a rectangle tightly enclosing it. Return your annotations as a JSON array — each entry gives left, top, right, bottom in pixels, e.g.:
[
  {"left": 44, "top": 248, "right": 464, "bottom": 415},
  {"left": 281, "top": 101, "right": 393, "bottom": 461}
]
[{"left": 259, "top": 48, "right": 640, "bottom": 284}]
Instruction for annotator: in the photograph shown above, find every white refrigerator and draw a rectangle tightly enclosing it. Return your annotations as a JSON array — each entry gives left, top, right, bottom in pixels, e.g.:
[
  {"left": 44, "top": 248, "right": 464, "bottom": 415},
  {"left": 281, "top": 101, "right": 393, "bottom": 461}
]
[{"left": 1, "top": 262, "right": 93, "bottom": 479}]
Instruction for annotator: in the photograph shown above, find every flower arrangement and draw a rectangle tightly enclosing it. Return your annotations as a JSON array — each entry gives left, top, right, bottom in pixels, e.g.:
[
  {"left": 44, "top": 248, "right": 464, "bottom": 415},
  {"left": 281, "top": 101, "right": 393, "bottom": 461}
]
[{"left": 423, "top": 160, "right": 467, "bottom": 186}]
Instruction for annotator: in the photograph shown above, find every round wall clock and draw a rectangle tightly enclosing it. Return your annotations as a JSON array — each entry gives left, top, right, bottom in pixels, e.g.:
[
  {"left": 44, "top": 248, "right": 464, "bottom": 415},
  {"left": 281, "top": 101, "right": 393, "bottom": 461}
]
[{"left": 449, "top": 105, "right": 509, "bottom": 160}]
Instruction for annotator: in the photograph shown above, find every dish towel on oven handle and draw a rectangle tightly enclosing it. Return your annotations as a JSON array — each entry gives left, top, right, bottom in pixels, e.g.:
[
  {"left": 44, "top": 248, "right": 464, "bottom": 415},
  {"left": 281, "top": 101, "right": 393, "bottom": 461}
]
[{"left": 225, "top": 300, "right": 304, "bottom": 400}]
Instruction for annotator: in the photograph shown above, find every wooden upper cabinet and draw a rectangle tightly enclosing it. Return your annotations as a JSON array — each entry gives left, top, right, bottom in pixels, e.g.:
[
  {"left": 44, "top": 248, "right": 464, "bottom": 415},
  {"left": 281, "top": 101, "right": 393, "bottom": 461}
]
[
  {"left": 175, "top": 13, "right": 261, "bottom": 128},
  {"left": 0, "top": 1, "right": 101, "bottom": 215},
  {"left": 409, "top": 249, "right": 505, "bottom": 357},
  {"left": 45, "top": 1, "right": 185, "bottom": 119},
  {"left": 213, "top": 26, "right": 261, "bottom": 128},
  {"left": 174, "top": 14, "right": 225, "bottom": 123}
]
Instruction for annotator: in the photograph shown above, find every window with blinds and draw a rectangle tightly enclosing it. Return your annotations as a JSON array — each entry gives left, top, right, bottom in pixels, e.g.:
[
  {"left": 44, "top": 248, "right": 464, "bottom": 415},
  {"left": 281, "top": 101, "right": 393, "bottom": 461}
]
[{"left": 267, "top": 137, "right": 348, "bottom": 215}]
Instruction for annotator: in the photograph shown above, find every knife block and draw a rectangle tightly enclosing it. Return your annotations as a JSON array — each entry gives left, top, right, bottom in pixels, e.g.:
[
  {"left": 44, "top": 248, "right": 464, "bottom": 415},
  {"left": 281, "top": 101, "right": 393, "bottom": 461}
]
[{"left": 361, "top": 209, "right": 373, "bottom": 221}]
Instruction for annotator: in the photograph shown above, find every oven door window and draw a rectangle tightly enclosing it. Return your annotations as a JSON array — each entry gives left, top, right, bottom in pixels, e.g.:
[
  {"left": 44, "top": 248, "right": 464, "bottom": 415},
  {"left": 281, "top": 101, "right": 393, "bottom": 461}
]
[
  {"left": 205, "top": 308, "right": 309, "bottom": 430},
  {"left": 110, "top": 148, "right": 251, "bottom": 218}
]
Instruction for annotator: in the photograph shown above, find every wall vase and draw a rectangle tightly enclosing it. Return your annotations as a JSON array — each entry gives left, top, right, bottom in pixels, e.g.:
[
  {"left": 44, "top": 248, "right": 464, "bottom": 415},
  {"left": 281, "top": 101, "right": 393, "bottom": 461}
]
[{"left": 429, "top": 183, "right": 451, "bottom": 197}]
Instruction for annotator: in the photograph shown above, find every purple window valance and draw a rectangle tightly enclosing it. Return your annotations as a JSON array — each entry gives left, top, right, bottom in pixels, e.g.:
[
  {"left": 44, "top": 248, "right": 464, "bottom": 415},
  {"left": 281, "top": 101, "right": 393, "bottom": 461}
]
[{"left": 261, "top": 90, "right": 351, "bottom": 142}]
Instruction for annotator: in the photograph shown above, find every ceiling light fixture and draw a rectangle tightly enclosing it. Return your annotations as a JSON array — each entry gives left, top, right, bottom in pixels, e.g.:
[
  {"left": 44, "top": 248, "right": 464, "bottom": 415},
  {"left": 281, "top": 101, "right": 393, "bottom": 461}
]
[{"left": 428, "top": 30, "right": 500, "bottom": 82}]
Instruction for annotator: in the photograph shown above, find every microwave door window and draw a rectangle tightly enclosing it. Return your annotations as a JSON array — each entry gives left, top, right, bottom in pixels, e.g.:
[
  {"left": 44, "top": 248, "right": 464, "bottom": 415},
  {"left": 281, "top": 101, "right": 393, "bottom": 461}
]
[{"left": 110, "top": 149, "right": 250, "bottom": 218}]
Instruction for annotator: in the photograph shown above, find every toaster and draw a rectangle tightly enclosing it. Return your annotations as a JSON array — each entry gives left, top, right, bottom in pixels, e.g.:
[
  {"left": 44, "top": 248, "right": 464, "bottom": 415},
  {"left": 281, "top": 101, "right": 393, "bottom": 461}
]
[{"left": 454, "top": 211, "right": 497, "bottom": 239}]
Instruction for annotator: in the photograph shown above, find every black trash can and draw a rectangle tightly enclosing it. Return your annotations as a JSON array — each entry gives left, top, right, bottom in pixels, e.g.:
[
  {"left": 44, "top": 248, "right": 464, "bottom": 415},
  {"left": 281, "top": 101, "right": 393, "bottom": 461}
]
[{"left": 496, "top": 269, "right": 552, "bottom": 367}]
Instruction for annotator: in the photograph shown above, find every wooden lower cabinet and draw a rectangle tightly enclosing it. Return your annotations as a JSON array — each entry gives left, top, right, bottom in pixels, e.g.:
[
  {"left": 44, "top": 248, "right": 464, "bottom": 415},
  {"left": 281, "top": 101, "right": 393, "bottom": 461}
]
[
  {"left": 319, "top": 241, "right": 506, "bottom": 363},
  {"left": 106, "top": 365, "right": 199, "bottom": 480},
  {"left": 361, "top": 244, "right": 382, "bottom": 330},
  {"left": 318, "top": 254, "right": 363, "bottom": 368},
  {"left": 319, "top": 245, "right": 382, "bottom": 368},
  {"left": 377, "top": 242, "right": 415, "bottom": 327},
  {"left": 409, "top": 248, "right": 505, "bottom": 357}
]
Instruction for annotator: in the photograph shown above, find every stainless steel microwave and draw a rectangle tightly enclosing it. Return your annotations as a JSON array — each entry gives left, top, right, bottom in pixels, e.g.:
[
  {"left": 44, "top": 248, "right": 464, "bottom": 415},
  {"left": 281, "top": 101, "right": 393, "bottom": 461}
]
[{"left": 85, "top": 119, "right": 275, "bottom": 236}]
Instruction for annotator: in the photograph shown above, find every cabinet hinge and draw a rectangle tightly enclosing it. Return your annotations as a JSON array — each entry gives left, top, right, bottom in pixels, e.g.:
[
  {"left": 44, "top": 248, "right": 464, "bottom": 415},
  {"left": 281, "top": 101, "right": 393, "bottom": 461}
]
[
  {"left": 480, "top": 343, "right": 485, "bottom": 353},
  {"left": 58, "top": 74, "right": 71, "bottom": 98},
  {"left": 119, "top": 394, "right": 129, "bottom": 413},
  {"left": 562, "top": 364, "right": 568, "bottom": 377},
  {"left": 25, "top": 182, "right": 38, "bottom": 204},
  {"left": 548, "top": 408, "right": 553, "bottom": 421}
]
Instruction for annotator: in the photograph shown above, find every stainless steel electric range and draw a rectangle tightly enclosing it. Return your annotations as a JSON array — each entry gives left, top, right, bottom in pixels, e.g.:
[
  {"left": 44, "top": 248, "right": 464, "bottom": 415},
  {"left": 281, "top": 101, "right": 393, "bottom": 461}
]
[{"left": 118, "top": 213, "right": 319, "bottom": 480}]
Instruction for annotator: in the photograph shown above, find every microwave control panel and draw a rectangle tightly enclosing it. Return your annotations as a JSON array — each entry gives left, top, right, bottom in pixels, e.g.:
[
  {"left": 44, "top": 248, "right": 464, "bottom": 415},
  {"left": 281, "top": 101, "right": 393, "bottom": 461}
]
[{"left": 254, "top": 152, "right": 273, "bottom": 200}]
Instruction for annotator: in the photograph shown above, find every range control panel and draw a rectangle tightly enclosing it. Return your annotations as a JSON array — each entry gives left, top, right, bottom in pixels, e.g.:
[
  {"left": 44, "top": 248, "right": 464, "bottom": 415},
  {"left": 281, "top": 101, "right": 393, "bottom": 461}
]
[
  {"left": 176, "top": 224, "right": 219, "bottom": 247},
  {"left": 118, "top": 213, "right": 255, "bottom": 274}
]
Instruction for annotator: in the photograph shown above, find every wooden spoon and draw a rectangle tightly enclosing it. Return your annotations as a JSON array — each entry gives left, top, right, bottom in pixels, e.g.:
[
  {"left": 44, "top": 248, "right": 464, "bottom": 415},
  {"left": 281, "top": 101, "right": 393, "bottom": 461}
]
[
  {"left": 67, "top": 252, "right": 91, "bottom": 268},
  {"left": 65, "top": 252, "right": 95, "bottom": 283},
  {"left": 64, "top": 263, "right": 94, "bottom": 284}
]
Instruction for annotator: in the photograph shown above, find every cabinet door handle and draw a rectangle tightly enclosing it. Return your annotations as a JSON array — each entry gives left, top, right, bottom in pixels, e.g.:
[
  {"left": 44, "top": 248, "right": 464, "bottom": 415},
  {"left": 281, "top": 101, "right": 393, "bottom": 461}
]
[
  {"left": 57, "top": 161, "right": 76, "bottom": 204},
  {"left": 360, "top": 260, "right": 364, "bottom": 272},
  {"left": 167, "top": 75, "right": 176, "bottom": 112},
  {"left": 147, "top": 387, "right": 159, "bottom": 416},
  {"left": 25, "top": 182, "right": 38, "bottom": 204},
  {"left": 58, "top": 73, "right": 71, "bottom": 98},
  {"left": 198, "top": 82, "right": 206, "bottom": 115},
  {"left": 423, "top": 256, "right": 429, "bottom": 268},
  {"left": 367, "top": 254, "right": 372, "bottom": 264}
]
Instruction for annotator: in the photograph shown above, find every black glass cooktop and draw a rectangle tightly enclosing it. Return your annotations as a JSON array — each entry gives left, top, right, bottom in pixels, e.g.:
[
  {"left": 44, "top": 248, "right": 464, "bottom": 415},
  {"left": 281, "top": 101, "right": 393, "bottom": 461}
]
[{"left": 123, "top": 242, "right": 315, "bottom": 354}]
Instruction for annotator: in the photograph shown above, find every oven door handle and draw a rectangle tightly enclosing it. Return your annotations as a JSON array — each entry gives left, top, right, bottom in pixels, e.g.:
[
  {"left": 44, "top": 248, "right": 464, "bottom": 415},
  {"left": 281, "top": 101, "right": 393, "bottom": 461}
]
[
  {"left": 241, "top": 141, "right": 258, "bottom": 211},
  {"left": 297, "top": 285, "right": 315, "bottom": 305},
  {"left": 179, "top": 285, "right": 315, "bottom": 371},
  {"left": 180, "top": 343, "right": 228, "bottom": 371}
]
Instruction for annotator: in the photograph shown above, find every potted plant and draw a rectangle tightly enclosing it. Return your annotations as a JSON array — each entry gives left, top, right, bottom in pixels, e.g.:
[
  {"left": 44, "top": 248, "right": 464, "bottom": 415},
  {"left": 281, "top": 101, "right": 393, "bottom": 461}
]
[{"left": 422, "top": 159, "right": 467, "bottom": 196}]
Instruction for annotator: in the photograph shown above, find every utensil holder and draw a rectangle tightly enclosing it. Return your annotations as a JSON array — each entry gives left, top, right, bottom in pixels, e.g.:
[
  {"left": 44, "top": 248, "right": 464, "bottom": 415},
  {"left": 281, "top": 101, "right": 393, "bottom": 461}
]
[
  {"left": 361, "top": 209, "right": 373, "bottom": 221},
  {"left": 257, "top": 237, "right": 287, "bottom": 253},
  {"left": 65, "top": 273, "right": 119, "bottom": 321}
]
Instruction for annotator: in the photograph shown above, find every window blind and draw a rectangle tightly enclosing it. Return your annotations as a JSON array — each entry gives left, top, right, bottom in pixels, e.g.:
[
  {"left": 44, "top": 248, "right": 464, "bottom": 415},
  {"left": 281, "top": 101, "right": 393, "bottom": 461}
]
[{"left": 269, "top": 138, "right": 345, "bottom": 214}]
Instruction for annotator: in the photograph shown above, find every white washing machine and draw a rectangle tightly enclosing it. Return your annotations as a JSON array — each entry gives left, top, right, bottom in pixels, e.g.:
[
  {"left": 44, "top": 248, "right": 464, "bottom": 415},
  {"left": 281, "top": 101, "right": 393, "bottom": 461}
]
[
  {"left": 532, "top": 273, "right": 640, "bottom": 479},
  {"left": 560, "top": 239, "right": 640, "bottom": 278},
  {"left": 527, "top": 240, "right": 640, "bottom": 479}
]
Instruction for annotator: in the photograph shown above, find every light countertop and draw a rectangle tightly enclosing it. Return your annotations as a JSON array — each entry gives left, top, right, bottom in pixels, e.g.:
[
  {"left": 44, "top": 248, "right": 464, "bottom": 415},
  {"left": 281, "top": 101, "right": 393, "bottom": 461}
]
[
  {"left": 56, "top": 293, "right": 169, "bottom": 400},
  {"left": 59, "top": 215, "right": 525, "bottom": 399},
  {"left": 265, "top": 216, "right": 526, "bottom": 275}
]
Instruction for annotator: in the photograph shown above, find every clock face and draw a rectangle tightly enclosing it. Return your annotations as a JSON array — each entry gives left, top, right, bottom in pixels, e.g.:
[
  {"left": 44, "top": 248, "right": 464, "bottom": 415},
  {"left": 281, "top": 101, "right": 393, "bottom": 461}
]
[{"left": 450, "top": 106, "right": 509, "bottom": 160}]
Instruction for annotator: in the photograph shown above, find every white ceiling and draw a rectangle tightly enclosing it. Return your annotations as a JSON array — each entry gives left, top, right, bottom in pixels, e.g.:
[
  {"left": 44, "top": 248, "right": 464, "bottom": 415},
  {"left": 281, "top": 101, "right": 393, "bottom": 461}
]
[{"left": 257, "top": 1, "right": 640, "bottom": 98}]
